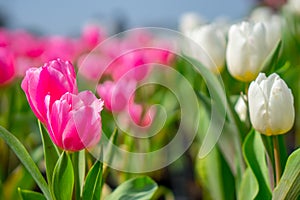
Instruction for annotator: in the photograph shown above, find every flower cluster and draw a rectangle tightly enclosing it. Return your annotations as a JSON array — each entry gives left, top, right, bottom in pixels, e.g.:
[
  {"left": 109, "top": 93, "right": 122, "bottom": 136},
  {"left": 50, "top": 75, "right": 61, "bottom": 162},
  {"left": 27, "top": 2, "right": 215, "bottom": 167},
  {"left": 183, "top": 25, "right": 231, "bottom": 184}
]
[{"left": 22, "top": 59, "right": 103, "bottom": 151}]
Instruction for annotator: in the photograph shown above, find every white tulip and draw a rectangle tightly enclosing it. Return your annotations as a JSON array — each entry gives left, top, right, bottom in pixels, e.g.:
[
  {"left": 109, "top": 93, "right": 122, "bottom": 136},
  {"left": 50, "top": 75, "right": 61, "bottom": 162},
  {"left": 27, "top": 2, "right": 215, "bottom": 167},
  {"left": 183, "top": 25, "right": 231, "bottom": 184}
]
[
  {"left": 186, "top": 24, "right": 226, "bottom": 73},
  {"left": 179, "top": 12, "right": 205, "bottom": 35},
  {"left": 248, "top": 73, "right": 295, "bottom": 136},
  {"left": 250, "top": 7, "right": 282, "bottom": 53},
  {"left": 226, "top": 21, "right": 270, "bottom": 82},
  {"left": 286, "top": 0, "right": 300, "bottom": 15},
  {"left": 235, "top": 95, "right": 247, "bottom": 122}
]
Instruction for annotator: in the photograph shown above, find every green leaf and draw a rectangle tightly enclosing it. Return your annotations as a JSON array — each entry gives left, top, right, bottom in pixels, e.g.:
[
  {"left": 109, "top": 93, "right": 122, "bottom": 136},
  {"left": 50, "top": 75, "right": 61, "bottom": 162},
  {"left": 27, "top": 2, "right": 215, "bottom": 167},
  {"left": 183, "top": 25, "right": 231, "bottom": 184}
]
[
  {"left": 185, "top": 56, "right": 227, "bottom": 161},
  {"left": 0, "top": 126, "right": 51, "bottom": 200},
  {"left": 272, "top": 148, "right": 300, "bottom": 200},
  {"left": 82, "top": 161, "right": 103, "bottom": 200},
  {"left": 238, "top": 168, "right": 259, "bottom": 200},
  {"left": 196, "top": 146, "right": 235, "bottom": 200},
  {"left": 243, "top": 129, "right": 272, "bottom": 200},
  {"left": 18, "top": 189, "right": 46, "bottom": 200},
  {"left": 38, "top": 120, "right": 59, "bottom": 186},
  {"left": 105, "top": 176, "right": 158, "bottom": 200},
  {"left": 78, "top": 150, "right": 86, "bottom": 197},
  {"left": 261, "top": 39, "right": 282, "bottom": 73},
  {"left": 52, "top": 151, "right": 74, "bottom": 200}
]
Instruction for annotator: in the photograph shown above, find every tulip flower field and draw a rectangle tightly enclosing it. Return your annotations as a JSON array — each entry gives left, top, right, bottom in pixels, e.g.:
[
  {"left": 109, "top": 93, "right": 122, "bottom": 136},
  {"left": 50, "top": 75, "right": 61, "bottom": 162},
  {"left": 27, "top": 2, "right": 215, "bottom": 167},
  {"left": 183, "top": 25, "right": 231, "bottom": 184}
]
[{"left": 1, "top": 0, "right": 300, "bottom": 199}]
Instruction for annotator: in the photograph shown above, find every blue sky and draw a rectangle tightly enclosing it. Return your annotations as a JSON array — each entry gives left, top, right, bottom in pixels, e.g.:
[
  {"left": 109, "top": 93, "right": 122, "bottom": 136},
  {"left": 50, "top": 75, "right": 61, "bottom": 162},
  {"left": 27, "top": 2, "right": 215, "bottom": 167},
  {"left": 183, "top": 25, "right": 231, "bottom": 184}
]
[{"left": 0, "top": 0, "right": 254, "bottom": 35}]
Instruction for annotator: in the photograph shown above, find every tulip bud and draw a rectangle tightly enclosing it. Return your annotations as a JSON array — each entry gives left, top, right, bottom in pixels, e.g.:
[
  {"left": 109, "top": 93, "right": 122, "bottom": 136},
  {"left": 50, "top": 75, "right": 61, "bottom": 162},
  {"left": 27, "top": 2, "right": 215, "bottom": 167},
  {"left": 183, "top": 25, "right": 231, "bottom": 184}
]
[
  {"left": 45, "top": 91, "right": 103, "bottom": 151},
  {"left": 226, "top": 22, "right": 270, "bottom": 82},
  {"left": 235, "top": 95, "right": 247, "bottom": 122},
  {"left": 186, "top": 24, "right": 226, "bottom": 73},
  {"left": 248, "top": 73, "right": 295, "bottom": 136},
  {"left": 21, "top": 59, "right": 77, "bottom": 123}
]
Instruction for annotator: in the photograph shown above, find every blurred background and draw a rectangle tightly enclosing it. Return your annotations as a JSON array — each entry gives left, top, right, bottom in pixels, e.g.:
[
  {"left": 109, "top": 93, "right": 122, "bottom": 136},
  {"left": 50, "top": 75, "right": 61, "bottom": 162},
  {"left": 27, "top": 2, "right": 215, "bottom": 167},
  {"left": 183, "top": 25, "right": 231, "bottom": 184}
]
[{"left": 0, "top": 0, "right": 257, "bottom": 35}]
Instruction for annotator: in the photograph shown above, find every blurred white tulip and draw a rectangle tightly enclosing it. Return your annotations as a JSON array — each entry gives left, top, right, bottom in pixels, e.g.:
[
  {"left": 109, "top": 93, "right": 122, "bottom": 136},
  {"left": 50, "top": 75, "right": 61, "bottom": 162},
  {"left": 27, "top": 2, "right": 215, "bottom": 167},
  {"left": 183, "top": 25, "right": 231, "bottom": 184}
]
[
  {"left": 250, "top": 6, "right": 282, "bottom": 52},
  {"left": 248, "top": 73, "right": 295, "bottom": 136},
  {"left": 286, "top": 0, "right": 300, "bottom": 15},
  {"left": 235, "top": 95, "right": 247, "bottom": 122},
  {"left": 186, "top": 23, "right": 226, "bottom": 73},
  {"left": 179, "top": 12, "right": 205, "bottom": 35},
  {"left": 226, "top": 21, "right": 270, "bottom": 82}
]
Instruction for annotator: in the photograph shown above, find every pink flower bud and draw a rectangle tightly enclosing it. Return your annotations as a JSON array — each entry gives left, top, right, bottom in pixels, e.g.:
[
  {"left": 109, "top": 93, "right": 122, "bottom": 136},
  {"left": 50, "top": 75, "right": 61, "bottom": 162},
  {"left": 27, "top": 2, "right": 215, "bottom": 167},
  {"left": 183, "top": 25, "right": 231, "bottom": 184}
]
[
  {"left": 21, "top": 59, "right": 77, "bottom": 123},
  {"left": 45, "top": 91, "right": 103, "bottom": 151}
]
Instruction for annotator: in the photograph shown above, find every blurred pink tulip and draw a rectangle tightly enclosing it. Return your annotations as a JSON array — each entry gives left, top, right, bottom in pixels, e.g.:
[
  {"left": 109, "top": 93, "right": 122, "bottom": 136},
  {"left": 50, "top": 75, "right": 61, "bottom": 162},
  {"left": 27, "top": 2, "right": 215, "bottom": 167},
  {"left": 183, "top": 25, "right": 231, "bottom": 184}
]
[
  {"left": 11, "top": 30, "right": 44, "bottom": 58},
  {"left": 97, "top": 80, "right": 136, "bottom": 112},
  {"left": 21, "top": 59, "right": 77, "bottom": 123},
  {"left": 0, "top": 48, "right": 15, "bottom": 85},
  {"left": 42, "top": 36, "right": 78, "bottom": 62},
  {"left": 129, "top": 103, "right": 154, "bottom": 127},
  {"left": 0, "top": 28, "right": 10, "bottom": 47},
  {"left": 81, "top": 24, "right": 105, "bottom": 50},
  {"left": 45, "top": 91, "right": 103, "bottom": 151},
  {"left": 77, "top": 53, "right": 110, "bottom": 81},
  {"left": 111, "top": 51, "right": 149, "bottom": 81}
]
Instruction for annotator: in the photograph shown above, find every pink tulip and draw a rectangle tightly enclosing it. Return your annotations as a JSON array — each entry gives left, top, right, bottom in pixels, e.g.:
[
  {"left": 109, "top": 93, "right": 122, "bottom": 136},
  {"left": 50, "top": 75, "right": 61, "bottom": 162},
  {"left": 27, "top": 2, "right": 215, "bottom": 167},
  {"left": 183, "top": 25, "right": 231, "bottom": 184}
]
[
  {"left": 11, "top": 30, "right": 44, "bottom": 58},
  {"left": 129, "top": 103, "right": 154, "bottom": 127},
  {"left": 0, "top": 48, "right": 15, "bottom": 85},
  {"left": 77, "top": 53, "right": 110, "bottom": 81},
  {"left": 42, "top": 36, "right": 78, "bottom": 62},
  {"left": 21, "top": 59, "right": 77, "bottom": 123},
  {"left": 45, "top": 91, "right": 103, "bottom": 151},
  {"left": 97, "top": 80, "right": 136, "bottom": 112},
  {"left": 81, "top": 24, "right": 105, "bottom": 50},
  {"left": 111, "top": 51, "right": 149, "bottom": 81}
]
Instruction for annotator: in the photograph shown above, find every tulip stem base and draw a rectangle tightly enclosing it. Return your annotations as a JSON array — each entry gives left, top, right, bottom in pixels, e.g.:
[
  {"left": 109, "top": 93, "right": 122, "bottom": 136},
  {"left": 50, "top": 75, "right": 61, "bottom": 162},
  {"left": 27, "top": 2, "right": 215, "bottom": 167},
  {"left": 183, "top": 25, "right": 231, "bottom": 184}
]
[{"left": 273, "top": 136, "right": 281, "bottom": 186}]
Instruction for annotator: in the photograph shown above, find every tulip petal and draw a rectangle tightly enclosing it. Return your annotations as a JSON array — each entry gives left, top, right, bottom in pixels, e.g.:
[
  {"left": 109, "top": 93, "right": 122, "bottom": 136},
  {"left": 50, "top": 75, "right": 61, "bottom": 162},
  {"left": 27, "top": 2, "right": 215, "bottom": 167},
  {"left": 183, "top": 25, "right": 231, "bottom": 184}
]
[
  {"left": 248, "top": 81, "right": 269, "bottom": 134},
  {"left": 268, "top": 78, "right": 295, "bottom": 134}
]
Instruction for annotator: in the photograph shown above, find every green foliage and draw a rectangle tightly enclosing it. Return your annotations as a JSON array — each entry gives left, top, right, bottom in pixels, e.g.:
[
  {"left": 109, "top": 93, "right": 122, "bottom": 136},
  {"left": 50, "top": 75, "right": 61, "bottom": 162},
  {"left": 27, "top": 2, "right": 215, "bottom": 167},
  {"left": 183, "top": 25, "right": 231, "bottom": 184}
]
[
  {"left": 105, "top": 176, "right": 158, "bottom": 200},
  {"left": 51, "top": 151, "right": 74, "bottom": 200},
  {"left": 18, "top": 189, "right": 46, "bottom": 200},
  {"left": 38, "top": 121, "right": 59, "bottom": 187},
  {"left": 0, "top": 126, "right": 51, "bottom": 200},
  {"left": 242, "top": 129, "right": 272, "bottom": 200},
  {"left": 272, "top": 148, "right": 300, "bottom": 200},
  {"left": 82, "top": 161, "right": 104, "bottom": 200}
]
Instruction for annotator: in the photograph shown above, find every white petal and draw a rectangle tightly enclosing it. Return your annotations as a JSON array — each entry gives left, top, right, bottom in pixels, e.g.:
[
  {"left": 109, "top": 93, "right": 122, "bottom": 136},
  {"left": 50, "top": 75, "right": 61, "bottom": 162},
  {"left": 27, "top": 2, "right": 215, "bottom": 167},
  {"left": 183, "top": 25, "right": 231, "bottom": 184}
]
[
  {"left": 248, "top": 81, "right": 268, "bottom": 134},
  {"left": 268, "top": 78, "right": 295, "bottom": 134}
]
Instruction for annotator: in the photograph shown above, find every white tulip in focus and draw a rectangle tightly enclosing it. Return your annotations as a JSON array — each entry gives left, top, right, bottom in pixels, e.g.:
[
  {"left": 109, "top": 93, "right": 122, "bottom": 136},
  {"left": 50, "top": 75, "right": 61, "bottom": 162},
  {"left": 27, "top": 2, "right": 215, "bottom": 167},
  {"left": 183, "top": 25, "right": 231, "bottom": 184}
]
[
  {"left": 179, "top": 12, "right": 205, "bottom": 34},
  {"left": 226, "top": 21, "right": 270, "bottom": 82},
  {"left": 248, "top": 73, "right": 295, "bottom": 136},
  {"left": 187, "top": 24, "right": 226, "bottom": 73},
  {"left": 235, "top": 95, "right": 247, "bottom": 122}
]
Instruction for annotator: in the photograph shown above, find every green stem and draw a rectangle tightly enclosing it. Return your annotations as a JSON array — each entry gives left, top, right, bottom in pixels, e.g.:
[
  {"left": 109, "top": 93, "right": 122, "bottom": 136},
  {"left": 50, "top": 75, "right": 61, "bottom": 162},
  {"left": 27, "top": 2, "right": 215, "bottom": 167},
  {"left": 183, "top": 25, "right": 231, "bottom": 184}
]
[
  {"left": 72, "top": 152, "right": 80, "bottom": 200},
  {"left": 273, "top": 136, "right": 281, "bottom": 186}
]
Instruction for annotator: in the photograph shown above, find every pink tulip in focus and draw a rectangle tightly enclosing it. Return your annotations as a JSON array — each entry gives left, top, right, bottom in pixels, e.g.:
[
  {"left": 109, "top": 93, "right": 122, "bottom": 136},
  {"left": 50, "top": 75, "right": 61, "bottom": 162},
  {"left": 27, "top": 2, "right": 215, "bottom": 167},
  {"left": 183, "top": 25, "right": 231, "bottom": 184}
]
[
  {"left": 45, "top": 91, "right": 103, "bottom": 151},
  {"left": 0, "top": 48, "right": 15, "bottom": 85},
  {"left": 21, "top": 59, "right": 77, "bottom": 123}
]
